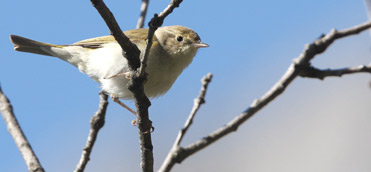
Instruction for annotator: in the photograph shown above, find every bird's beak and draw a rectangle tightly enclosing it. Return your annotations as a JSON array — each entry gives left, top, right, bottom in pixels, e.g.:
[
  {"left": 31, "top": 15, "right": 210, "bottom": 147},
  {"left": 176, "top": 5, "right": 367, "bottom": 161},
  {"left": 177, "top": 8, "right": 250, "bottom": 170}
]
[{"left": 193, "top": 41, "right": 209, "bottom": 48}]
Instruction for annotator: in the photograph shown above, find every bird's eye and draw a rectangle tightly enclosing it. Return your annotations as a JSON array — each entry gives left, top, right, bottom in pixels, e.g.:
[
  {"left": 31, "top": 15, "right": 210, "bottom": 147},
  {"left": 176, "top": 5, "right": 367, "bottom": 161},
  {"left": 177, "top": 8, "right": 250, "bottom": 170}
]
[{"left": 176, "top": 36, "right": 183, "bottom": 42}]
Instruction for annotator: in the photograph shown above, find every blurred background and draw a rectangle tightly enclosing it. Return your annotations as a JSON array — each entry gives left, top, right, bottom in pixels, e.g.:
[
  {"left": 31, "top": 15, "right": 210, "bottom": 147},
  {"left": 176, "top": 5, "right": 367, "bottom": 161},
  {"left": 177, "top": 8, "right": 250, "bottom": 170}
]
[{"left": 1, "top": 0, "right": 371, "bottom": 171}]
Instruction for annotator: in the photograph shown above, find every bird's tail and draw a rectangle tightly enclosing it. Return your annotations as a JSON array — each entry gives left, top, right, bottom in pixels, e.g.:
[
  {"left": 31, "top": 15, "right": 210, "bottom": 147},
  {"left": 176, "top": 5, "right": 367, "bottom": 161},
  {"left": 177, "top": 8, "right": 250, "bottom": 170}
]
[{"left": 10, "top": 35, "right": 65, "bottom": 57}]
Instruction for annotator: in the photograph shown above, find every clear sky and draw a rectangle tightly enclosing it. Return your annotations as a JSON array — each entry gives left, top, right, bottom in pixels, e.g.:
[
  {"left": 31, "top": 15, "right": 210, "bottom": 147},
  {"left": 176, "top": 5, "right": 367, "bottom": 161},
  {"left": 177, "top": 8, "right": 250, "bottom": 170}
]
[{"left": 1, "top": 0, "right": 371, "bottom": 172}]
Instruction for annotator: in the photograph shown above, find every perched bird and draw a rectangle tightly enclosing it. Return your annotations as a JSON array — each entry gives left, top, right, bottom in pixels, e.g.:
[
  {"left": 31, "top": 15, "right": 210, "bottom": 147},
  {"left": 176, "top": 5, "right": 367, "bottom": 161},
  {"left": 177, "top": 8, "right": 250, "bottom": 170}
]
[{"left": 10, "top": 26, "right": 208, "bottom": 101}]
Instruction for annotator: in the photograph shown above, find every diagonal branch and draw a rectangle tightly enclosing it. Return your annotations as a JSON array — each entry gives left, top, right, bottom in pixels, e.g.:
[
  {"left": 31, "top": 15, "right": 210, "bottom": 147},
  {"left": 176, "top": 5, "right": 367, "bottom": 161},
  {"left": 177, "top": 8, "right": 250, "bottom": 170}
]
[
  {"left": 158, "top": 21, "right": 371, "bottom": 172},
  {"left": 299, "top": 65, "right": 371, "bottom": 79},
  {"left": 0, "top": 86, "right": 45, "bottom": 172},
  {"left": 90, "top": 0, "right": 141, "bottom": 70},
  {"left": 136, "top": 0, "right": 150, "bottom": 29},
  {"left": 176, "top": 73, "right": 213, "bottom": 145},
  {"left": 75, "top": 91, "right": 109, "bottom": 172},
  {"left": 159, "top": 73, "right": 213, "bottom": 172},
  {"left": 138, "top": 0, "right": 184, "bottom": 77}
]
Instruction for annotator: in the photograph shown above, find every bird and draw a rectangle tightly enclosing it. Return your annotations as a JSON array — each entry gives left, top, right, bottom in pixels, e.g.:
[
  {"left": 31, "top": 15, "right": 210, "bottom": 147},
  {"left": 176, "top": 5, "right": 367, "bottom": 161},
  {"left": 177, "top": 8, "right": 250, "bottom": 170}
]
[{"left": 10, "top": 25, "right": 208, "bottom": 113}]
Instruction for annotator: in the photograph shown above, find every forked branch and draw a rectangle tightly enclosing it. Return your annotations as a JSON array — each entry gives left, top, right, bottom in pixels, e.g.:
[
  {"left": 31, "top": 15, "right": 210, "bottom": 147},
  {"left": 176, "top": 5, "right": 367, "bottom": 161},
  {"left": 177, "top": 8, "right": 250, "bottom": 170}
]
[
  {"left": 160, "top": 73, "right": 213, "bottom": 172},
  {"left": 90, "top": 1, "right": 184, "bottom": 171},
  {"left": 299, "top": 65, "right": 371, "bottom": 79},
  {"left": 159, "top": 21, "right": 371, "bottom": 172}
]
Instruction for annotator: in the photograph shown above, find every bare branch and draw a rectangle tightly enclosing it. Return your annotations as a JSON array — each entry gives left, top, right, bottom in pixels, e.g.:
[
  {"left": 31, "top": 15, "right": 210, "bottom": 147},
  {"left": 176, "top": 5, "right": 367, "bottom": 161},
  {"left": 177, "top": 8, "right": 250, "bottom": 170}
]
[
  {"left": 158, "top": 21, "right": 371, "bottom": 172},
  {"left": 139, "top": 0, "right": 184, "bottom": 77},
  {"left": 90, "top": 1, "right": 184, "bottom": 171},
  {"left": 90, "top": 0, "right": 141, "bottom": 70},
  {"left": 159, "top": 73, "right": 213, "bottom": 172},
  {"left": 0, "top": 86, "right": 45, "bottom": 172},
  {"left": 136, "top": 0, "right": 150, "bottom": 29},
  {"left": 177, "top": 73, "right": 213, "bottom": 145},
  {"left": 126, "top": 77, "right": 152, "bottom": 172},
  {"left": 157, "top": 0, "right": 183, "bottom": 20},
  {"left": 75, "top": 91, "right": 108, "bottom": 172},
  {"left": 299, "top": 65, "right": 371, "bottom": 79},
  {"left": 89, "top": 1, "right": 154, "bottom": 171},
  {"left": 130, "top": 1, "right": 184, "bottom": 171}
]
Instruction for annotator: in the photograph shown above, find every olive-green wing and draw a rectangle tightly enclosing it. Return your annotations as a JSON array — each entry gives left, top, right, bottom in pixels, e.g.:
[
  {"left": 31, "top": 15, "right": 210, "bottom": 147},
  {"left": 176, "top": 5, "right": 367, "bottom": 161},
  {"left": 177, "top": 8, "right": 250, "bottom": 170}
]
[{"left": 72, "top": 28, "right": 157, "bottom": 49}]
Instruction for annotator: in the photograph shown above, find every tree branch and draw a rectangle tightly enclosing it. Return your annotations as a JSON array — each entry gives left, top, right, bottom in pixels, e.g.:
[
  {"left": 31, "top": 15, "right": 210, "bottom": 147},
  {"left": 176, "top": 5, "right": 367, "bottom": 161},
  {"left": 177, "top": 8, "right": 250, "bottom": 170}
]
[
  {"left": 299, "top": 65, "right": 371, "bottom": 79},
  {"left": 159, "top": 73, "right": 213, "bottom": 172},
  {"left": 75, "top": 91, "right": 108, "bottom": 172},
  {"left": 138, "top": 0, "right": 184, "bottom": 77},
  {"left": 90, "top": 1, "right": 183, "bottom": 171},
  {"left": 131, "top": 1, "right": 185, "bottom": 171},
  {"left": 158, "top": 21, "right": 371, "bottom": 172},
  {"left": 136, "top": 0, "right": 150, "bottom": 29},
  {"left": 90, "top": 0, "right": 141, "bottom": 70},
  {"left": 177, "top": 73, "right": 213, "bottom": 145},
  {"left": 0, "top": 86, "right": 45, "bottom": 172},
  {"left": 89, "top": 1, "right": 153, "bottom": 171}
]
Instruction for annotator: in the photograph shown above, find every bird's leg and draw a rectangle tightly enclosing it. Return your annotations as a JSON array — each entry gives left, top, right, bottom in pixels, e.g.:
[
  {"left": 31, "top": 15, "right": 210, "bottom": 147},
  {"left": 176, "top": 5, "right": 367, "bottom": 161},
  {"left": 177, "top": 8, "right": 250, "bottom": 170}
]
[
  {"left": 104, "top": 72, "right": 131, "bottom": 79},
  {"left": 111, "top": 96, "right": 154, "bottom": 132},
  {"left": 111, "top": 96, "right": 137, "bottom": 116},
  {"left": 111, "top": 96, "right": 138, "bottom": 126}
]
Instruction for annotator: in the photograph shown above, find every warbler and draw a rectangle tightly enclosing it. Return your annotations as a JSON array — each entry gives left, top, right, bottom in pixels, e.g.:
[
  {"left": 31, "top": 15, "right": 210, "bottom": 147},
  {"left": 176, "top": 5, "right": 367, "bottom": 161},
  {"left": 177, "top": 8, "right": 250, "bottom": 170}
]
[{"left": 10, "top": 25, "right": 208, "bottom": 100}]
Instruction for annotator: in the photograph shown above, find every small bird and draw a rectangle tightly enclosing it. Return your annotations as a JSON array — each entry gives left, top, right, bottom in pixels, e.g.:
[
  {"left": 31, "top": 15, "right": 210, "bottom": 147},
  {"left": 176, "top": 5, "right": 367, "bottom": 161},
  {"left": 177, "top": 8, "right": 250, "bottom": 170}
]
[{"left": 10, "top": 26, "right": 208, "bottom": 102}]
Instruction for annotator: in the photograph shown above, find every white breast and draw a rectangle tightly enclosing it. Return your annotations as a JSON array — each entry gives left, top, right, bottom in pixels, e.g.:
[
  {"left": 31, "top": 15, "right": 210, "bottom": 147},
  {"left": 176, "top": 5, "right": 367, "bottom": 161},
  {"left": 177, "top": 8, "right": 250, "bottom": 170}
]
[{"left": 59, "top": 42, "right": 196, "bottom": 99}]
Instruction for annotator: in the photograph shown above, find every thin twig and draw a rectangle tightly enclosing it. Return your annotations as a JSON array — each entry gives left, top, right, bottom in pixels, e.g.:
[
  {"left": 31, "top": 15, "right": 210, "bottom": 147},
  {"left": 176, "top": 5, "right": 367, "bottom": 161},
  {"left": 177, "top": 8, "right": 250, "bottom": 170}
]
[
  {"left": 177, "top": 73, "right": 213, "bottom": 145},
  {"left": 75, "top": 91, "right": 108, "bottom": 172},
  {"left": 136, "top": 0, "right": 150, "bottom": 29},
  {"left": 139, "top": 0, "right": 184, "bottom": 77},
  {"left": 159, "top": 73, "right": 213, "bottom": 172},
  {"left": 158, "top": 21, "right": 371, "bottom": 172},
  {"left": 299, "top": 65, "right": 371, "bottom": 79},
  {"left": 0, "top": 86, "right": 45, "bottom": 172}
]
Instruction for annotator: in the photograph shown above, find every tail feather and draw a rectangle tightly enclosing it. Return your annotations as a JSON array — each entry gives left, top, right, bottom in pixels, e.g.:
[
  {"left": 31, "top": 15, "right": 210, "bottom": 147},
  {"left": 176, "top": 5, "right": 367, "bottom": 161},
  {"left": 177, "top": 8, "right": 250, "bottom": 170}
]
[{"left": 10, "top": 35, "right": 61, "bottom": 57}]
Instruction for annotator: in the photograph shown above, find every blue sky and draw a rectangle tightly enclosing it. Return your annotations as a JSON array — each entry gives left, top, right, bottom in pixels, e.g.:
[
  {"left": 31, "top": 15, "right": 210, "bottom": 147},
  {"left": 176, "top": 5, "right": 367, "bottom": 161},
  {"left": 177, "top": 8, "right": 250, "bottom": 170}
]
[{"left": 1, "top": 0, "right": 371, "bottom": 172}]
